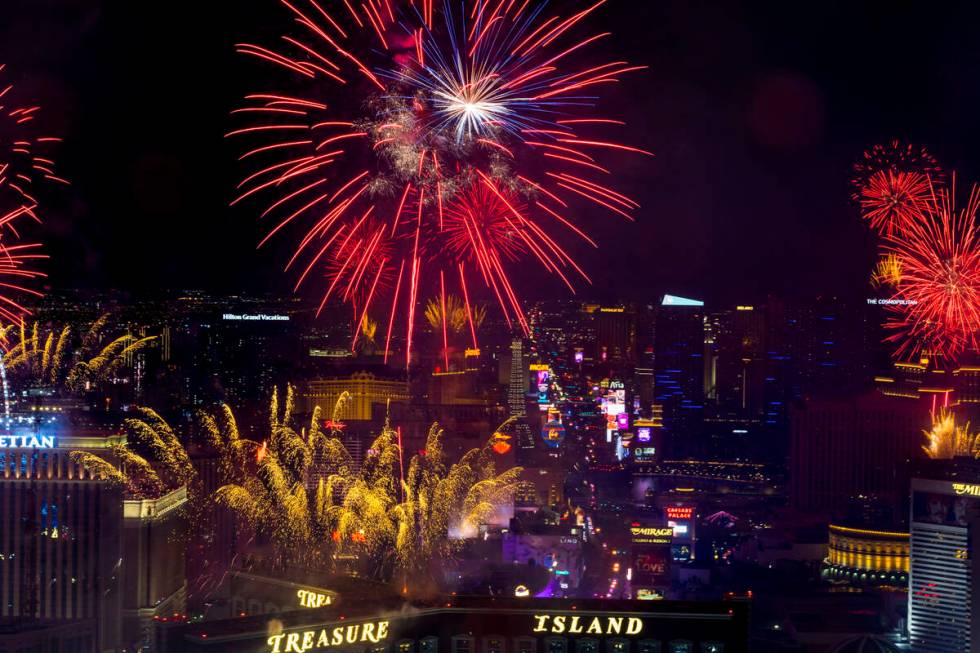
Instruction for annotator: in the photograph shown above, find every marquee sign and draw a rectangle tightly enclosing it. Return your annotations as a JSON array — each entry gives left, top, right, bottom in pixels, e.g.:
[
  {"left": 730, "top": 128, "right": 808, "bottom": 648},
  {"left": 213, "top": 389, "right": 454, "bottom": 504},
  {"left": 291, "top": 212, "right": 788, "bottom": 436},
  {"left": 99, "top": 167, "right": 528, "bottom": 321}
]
[
  {"left": 296, "top": 589, "right": 333, "bottom": 609},
  {"left": 630, "top": 525, "right": 673, "bottom": 545},
  {"left": 532, "top": 615, "right": 644, "bottom": 636},
  {"left": 267, "top": 620, "right": 389, "bottom": 653},
  {"left": 665, "top": 506, "right": 694, "bottom": 520},
  {"left": 952, "top": 483, "right": 980, "bottom": 497}
]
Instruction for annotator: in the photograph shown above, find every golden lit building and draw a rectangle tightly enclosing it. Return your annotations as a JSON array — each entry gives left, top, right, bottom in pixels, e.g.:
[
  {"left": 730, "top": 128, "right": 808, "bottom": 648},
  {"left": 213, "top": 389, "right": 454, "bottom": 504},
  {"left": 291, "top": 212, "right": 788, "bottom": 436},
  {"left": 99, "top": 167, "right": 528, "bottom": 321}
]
[
  {"left": 822, "top": 524, "right": 909, "bottom": 588},
  {"left": 300, "top": 372, "right": 410, "bottom": 420}
]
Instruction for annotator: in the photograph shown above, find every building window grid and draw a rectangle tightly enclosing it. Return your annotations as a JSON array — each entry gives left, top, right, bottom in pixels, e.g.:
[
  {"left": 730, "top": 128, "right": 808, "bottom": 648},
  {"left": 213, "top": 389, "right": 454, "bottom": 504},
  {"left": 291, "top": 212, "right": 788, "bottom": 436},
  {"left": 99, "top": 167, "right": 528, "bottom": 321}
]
[{"left": 545, "top": 637, "right": 567, "bottom": 653}]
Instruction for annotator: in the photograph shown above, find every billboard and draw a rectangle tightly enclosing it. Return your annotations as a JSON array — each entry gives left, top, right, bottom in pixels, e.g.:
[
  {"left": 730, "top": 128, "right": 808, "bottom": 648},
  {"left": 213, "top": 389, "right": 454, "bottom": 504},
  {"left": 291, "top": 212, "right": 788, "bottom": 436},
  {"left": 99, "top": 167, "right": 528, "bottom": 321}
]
[
  {"left": 541, "top": 421, "right": 566, "bottom": 448},
  {"left": 630, "top": 524, "right": 673, "bottom": 546}
]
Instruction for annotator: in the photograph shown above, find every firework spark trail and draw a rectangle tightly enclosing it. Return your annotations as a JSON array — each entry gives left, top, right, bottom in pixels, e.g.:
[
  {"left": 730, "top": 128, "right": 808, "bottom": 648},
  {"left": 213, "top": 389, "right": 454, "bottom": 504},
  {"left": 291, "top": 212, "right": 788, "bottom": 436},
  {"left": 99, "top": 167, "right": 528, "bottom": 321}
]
[
  {"left": 859, "top": 169, "right": 931, "bottom": 237},
  {"left": 0, "top": 65, "right": 65, "bottom": 324},
  {"left": 922, "top": 408, "right": 980, "bottom": 460},
  {"left": 883, "top": 178, "right": 980, "bottom": 362},
  {"left": 230, "top": 0, "right": 651, "bottom": 365},
  {"left": 851, "top": 139, "right": 944, "bottom": 199}
]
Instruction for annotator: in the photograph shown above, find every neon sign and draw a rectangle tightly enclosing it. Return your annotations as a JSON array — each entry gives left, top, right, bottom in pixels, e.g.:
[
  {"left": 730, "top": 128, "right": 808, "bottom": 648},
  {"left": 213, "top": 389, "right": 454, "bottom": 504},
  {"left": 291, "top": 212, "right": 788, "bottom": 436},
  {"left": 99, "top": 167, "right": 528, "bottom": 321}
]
[
  {"left": 0, "top": 435, "right": 55, "bottom": 448},
  {"left": 532, "top": 615, "right": 643, "bottom": 635},
  {"left": 665, "top": 506, "right": 694, "bottom": 520},
  {"left": 630, "top": 526, "right": 673, "bottom": 545},
  {"left": 952, "top": 483, "right": 980, "bottom": 496},
  {"left": 267, "top": 621, "right": 389, "bottom": 653},
  {"left": 223, "top": 313, "right": 290, "bottom": 321},
  {"left": 296, "top": 589, "right": 332, "bottom": 608}
]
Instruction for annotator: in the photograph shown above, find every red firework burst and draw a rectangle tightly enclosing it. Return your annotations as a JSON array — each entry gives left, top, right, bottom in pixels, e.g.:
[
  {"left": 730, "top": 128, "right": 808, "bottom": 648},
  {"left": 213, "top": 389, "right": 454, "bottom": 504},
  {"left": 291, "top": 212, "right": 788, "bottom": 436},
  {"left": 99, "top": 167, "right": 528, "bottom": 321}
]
[
  {"left": 443, "top": 182, "right": 528, "bottom": 264},
  {"left": 229, "top": 0, "right": 649, "bottom": 366},
  {"left": 851, "top": 140, "right": 944, "bottom": 200},
  {"left": 859, "top": 169, "right": 931, "bottom": 237},
  {"left": 884, "top": 179, "right": 980, "bottom": 362},
  {"left": 0, "top": 64, "right": 64, "bottom": 323}
]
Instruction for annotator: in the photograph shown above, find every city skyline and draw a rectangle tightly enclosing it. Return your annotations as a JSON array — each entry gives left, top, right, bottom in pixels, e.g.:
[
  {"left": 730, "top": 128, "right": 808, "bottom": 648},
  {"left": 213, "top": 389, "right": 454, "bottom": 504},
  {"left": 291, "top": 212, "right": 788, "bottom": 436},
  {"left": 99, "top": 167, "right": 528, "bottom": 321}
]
[{"left": 2, "top": 2, "right": 980, "bottom": 652}]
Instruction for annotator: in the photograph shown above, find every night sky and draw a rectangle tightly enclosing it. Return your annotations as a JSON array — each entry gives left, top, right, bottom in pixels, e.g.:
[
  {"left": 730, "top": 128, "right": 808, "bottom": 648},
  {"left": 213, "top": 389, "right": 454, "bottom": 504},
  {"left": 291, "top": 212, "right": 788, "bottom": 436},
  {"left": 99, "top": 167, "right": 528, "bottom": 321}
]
[{"left": 4, "top": 0, "right": 980, "bottom": 306}]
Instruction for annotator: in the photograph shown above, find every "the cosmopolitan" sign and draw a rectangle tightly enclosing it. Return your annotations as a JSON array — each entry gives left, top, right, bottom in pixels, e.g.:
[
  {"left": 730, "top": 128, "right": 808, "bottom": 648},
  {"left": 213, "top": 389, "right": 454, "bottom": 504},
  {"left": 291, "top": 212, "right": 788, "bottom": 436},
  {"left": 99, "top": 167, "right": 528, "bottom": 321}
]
[{"left": 0, "top": 435, "right": 56, "bottom": 449}]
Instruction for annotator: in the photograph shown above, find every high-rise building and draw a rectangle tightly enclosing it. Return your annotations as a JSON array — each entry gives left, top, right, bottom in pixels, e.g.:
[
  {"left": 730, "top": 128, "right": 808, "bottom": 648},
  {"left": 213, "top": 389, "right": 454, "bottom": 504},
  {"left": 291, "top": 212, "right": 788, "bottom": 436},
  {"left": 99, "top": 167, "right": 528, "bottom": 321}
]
[
  {"left": 705, "top": 306, "right": 765, "bottom": 421},
  {"left": 507, "top": 339, "right": 534, "bottom": 452},
  {"left": 1, "top": 428, "right": 126, "bottom": 650},
  {"left": 595, "top": 306, "right": 635, "bottom": 363},
  {"left": 122, "top": 488, "right": 188, "bottom": 651},
  {"left": 908, "top": 457, "right": 980, "bottom": 652},
  {"left": 654, "top": 295, "right": 705, "bottom": 456},
  {"left": 790, "top": 392, "right": 924, "bottom": 519},
  {"left": 0, "top": 411, "right": 188, "bottom": 652},
  {"left": 875, "top": 357, "right": 980, "bottom": 424}
]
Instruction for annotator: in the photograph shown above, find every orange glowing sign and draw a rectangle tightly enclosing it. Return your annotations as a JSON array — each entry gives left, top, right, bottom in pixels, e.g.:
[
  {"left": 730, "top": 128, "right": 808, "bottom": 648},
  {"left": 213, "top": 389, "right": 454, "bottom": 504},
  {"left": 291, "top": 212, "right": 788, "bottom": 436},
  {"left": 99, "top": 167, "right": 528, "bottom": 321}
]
[{"left": 492, "top": 440, "right": 512, "bottom": 455}]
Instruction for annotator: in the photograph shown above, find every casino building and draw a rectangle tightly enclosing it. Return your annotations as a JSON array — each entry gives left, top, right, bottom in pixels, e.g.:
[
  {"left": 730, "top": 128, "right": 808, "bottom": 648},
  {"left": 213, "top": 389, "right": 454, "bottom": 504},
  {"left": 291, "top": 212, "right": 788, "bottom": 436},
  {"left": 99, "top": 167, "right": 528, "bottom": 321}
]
[
  {"left": 0, "top": 403, "right": 187, "bottom": 651},
  {"left": 160, "top": 597, "right": 749, "bottom": 653},
  {"left": 907, "top": 458, "right": 980, "bottom": 653},
  {"left": 822, "top": 524, "right": 909, "bottom": 588}
]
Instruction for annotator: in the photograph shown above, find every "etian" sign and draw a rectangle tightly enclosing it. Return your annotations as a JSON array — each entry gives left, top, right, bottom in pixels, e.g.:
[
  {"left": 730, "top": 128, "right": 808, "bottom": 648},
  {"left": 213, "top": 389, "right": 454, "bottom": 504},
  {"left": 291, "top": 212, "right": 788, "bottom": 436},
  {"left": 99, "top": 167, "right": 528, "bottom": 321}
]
[{"left": 0, "top": 435, "right": 56, "bottom": 449}]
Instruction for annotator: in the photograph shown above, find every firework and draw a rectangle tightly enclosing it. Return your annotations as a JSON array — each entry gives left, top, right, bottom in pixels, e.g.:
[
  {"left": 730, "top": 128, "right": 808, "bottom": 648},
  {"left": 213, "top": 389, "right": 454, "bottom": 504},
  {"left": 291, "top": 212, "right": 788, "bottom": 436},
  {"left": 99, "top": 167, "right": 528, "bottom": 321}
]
[
  {"left": 3, "top": 316, "right": 156, "bottom": 391},
  {"left": 870, "top": 252, "right": 902, "bottom": 289},
  {"left": 229, "top": 0, "right": 649, "bottom": 364},
  {"left": 859, "top": 169, "right": 930, "bottom": 236},
  {"left": 851, "top": 139, "right": 943, "bottom": 198},
  {"left": 0, "top": 65, "right": 65, "bottom": 323},
  {"left": 922, "top": 409, "right": 979, "bottom": 460},
  {"left": 424, "top": 293, "right": 486, "bottom": 335},
  {"left": 883, "top": 179, "right": 980, "bottom": 361},
  {"left": 75, "top": 383, "right": 523, "bottom": 590},
  {"left": 212, "top": 385, "right": 523, "bottom": 585}
]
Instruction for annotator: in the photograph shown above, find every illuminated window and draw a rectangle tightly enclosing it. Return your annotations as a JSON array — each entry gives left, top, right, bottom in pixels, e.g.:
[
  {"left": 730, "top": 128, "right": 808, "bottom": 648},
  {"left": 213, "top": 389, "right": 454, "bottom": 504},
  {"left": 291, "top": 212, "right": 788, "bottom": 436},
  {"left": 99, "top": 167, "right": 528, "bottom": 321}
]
[
  {"left": 421, "top": 636, "right": 439, "bottom": 653},
  {"left": 576, "top": 639, "right": 598, "bottom": 653},
  {"left": 398, "top": 639, "right": 415, "bottom": 653},
  {"left": 546, "top": 637, "right": 567, "bottom": 653},
  {"left": 606, "top": 639, "right": 629, "bottom": 653},
  {"left": 514, "top": 637, "right": 536, "bottom": 653},
  {"left": 453, "top": 635, "right": 474, "bottom": 653},
  {"left": 667, "top": 642, "right": 693, "bottom": 653},
  {"left": 484, "top": 637, "right": 505, "bottom": 653},
  {"left": 699, "top": 643, "right": 723, "bottom": 653},
  {"left": 637, "top": 640, "right": 662, "bottom": 653}
]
